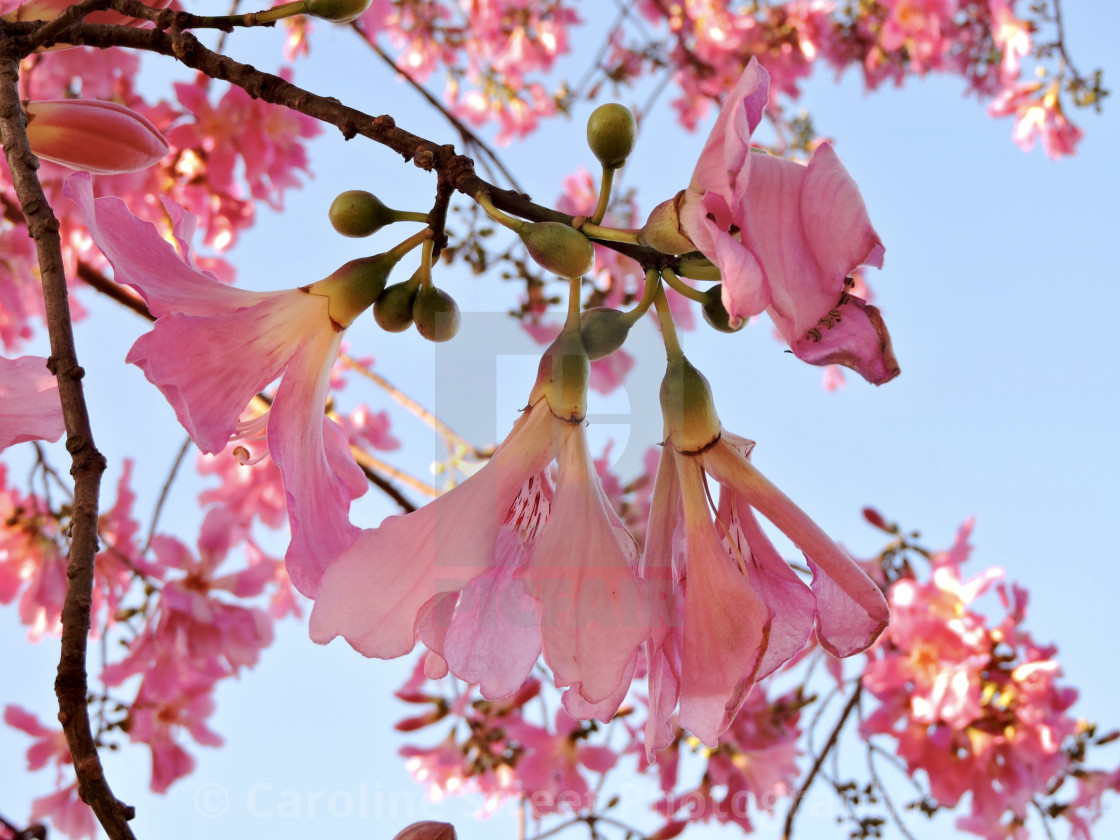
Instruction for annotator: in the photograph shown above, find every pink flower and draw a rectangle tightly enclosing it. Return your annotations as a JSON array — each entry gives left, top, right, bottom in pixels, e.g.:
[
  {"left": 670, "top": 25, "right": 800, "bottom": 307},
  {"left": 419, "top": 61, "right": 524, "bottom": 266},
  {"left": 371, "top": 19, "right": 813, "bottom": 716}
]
[
  {"left": 669, "top": 58, "right": 898, "bottom": 385},
  {"left": 989, "top": 81, "right": 1083, "bottom": 160},
  {"left": 64, "top": 172, "right": 368, "bottom": 596},
  {"left": 24, "top": 99, "right": 168, "bottom": 175},
  {"left": 0, "top": 354, "right": 64, "bottom": 451},
  {"left": 311, "top": 334, "right": 652, "bottom": 713},
  {"left": 644, "top": 358, "right": 888, "bottom": 749}
]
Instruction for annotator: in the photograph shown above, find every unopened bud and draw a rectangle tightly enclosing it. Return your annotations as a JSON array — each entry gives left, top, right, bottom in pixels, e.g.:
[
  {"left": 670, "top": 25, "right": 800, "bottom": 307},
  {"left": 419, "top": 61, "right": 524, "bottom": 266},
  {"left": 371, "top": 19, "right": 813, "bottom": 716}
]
[
  {"left": 586, "top": 103, "right": 637, "bottom": 169},
  {"left": 329, "top": 190, "right": 399, "bottom": 237},
  {"left": 303, "top": 0, "right": 370, "bottom": 20},
  {"left": 412, "top": 286, "right": 460, "bottom": 342},
  {"left": 700, "top": 284, "right": 744, "bottom": 333},
  {"left": 374, "top": 274, "right": 420, "bottom": 333},
  {"left": 580, "top": 307, "right": 632, "bottom": 360},
  {"left": 660, "top": 356, "right": 721, "bottom": 453},
  {"left": 518, "top": 221, "right": 595, "bottom": 279},
  {"left": 307, "top": 253, "right": 399, "bottom": 327},
  {"left": 392, "top": 822, "right": 457, "bottom": 840},
  {"left": 638, "top": 193, "right": 695, "bottom": 255},
  {"left": 24, "top": 99, "right": 168, "bottom": 175}
]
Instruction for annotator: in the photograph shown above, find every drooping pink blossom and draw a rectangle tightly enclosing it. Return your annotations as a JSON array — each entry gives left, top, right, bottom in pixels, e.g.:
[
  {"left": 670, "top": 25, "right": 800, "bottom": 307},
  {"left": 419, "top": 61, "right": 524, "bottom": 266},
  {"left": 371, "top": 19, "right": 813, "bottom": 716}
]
[
  {"left": 644, "top": 358, "right": 888, "bottom": 749},
  {"left": 24, "top": 99, "right": 168, "bottom": 175},
  {"left": 669, "top": 58, "right": 898, "bottom": 385},
  {"left": 311, "top": 335, "right": 652, "bottom": 713},
  {"left": 0, "top": 354, "right": 64, "bottom": 451},
  {"left": 65, "top": 172, "right": 367, "bottom": 597}
]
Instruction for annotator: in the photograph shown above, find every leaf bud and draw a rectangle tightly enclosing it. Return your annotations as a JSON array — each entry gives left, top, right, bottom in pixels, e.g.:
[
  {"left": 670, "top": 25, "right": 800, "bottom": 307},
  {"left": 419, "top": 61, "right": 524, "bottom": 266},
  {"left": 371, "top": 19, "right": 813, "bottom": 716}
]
[
  {"left": 374, "top": 273, "right": 420, "bottom": 333},
  {"left": 586, "top": 103, "right": 637, "bottom": 169},
  {"left": 329, "top": 190, "right": 399, "bottom": 237},
  {"left": 412, "top": 286, "right": 461, "bottom": 343},
  {"left": 700, "top": 284, "right": 744, "bottom": 333},
  {"left": 660, "top": 356, "right": 721, "bottom": 454},
  {"left": 579, "top": 307, "right": 632, "bottom": 360},
  {"left": 638, "top": 193, "right": 695, "bottom": 256},
  {"left": 518, "top": 221, "right": 595, "bottom": 279}
]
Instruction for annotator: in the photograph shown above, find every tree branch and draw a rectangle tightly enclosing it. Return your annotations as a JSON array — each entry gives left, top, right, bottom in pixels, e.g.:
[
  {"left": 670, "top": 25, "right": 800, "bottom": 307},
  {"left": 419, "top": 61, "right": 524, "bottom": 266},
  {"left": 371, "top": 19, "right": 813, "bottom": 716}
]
[{"left": 0, "top": 34, "right": 134, "bottom": 840}]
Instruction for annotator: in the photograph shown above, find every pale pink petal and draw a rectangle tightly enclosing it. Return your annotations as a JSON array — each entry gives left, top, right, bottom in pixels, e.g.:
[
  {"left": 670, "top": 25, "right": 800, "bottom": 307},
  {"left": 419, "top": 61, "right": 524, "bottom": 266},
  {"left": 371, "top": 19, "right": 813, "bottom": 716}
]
[
  {"left": 562, "top": 654, "right": 636, "bottom": 723},
  {"left": 267, "top": 325, "right": 364, "bottom": 596},
  {"left": 63, "top": 173, "right": 260, "bottom": 316},
  {"left": 676, "top": 457, "right": 770, "bottom": 745},
  {"left": 0, "top": 354, "right": 64, "bottom": 451},
  {"left": 703, "top": 439, "right": 888, "bottom": 657},
  {"left": 125, "top": 291, "right": 319, "bottom": 453},
  {"left": 687, "top": 57, "right": 768, "bottom": 198},
  {"left": 521, "top": 423, "right": 650, "bottom": 705},
  {"left": 310, "top": 404, "right": 557, "bottom": 658},
  {"left": 438, "top": 530, "right": 543, "bottom": 699}
]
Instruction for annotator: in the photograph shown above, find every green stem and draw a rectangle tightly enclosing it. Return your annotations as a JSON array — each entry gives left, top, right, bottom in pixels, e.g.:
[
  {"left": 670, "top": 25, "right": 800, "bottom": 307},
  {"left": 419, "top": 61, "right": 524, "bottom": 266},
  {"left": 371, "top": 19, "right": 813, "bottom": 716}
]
[
  {"left": 416, "top": 236, "right": 434, "bottom": 290},
  {"left": 565, "top": 274, "right": 582, "bottom": 331},
  {"left": 620, "top": 268, "right": 661, "bottom": 327},
  {"left": 578, "top": 219, "right": 640, "bottom": 245},
  {"left": 388, "top": 226, "right": 434, "bottom": 262},
  {"left": 590, "top": 165, "right": 615, "bottom": 226},
  {"left": 661, "top": 265, "right": 709, "bottom": 303},
  {"left": 475, "top": 190, "right": 526, "bottom": 232},
  {"left": 653, "top": 282, "right": 683, "bottom": 361},
  {"left": 251, "top": 0, "right": 303, "bottom": 22}
]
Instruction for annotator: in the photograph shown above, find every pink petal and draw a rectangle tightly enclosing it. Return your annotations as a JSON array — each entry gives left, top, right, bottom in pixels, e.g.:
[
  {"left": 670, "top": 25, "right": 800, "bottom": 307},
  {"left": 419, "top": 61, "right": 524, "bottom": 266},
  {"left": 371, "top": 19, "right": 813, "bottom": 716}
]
[
  {"left": 309, "top": 404, "right": 557, "bottom": 658},
  {"left": 521, "top": 423, "right": 651, "bottom": 705},
  {"left": 703, "top": 438, "right": 889, "bottom": 657},
  {"left": 125, "top": 291, "right": 321, "bottom": 454},
  {"left": 0, "top": 354, "right": 64, "bottom": 451},
  {"left": 267, "top": 325, "right": 364, "bottom": 596},
  {"left": 64, "top": 173, "right": 261, "bottom": 317},
  {"left": 676, "top": 456, "right": 769, "bottom": 746},
  {"left": 24, "top": 99, "right": 168, "bottom": 175}
]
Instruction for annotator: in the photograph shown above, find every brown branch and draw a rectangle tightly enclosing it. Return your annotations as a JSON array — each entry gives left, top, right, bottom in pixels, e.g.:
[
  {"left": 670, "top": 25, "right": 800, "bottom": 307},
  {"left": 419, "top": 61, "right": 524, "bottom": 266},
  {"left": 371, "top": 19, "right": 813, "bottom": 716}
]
[
  {"left": 0, "top": 34, "right": 134, "bottom": 840},
  {"left": 782, "top": 680, "right": 863, "bottom": 840}
]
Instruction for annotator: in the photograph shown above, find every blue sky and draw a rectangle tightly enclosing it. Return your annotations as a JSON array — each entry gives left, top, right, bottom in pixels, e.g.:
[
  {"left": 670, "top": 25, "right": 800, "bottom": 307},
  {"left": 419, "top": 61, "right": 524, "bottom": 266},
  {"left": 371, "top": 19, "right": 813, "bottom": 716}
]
[{"left": 3, "top": 3, "right": 1119, "bottom": 839}]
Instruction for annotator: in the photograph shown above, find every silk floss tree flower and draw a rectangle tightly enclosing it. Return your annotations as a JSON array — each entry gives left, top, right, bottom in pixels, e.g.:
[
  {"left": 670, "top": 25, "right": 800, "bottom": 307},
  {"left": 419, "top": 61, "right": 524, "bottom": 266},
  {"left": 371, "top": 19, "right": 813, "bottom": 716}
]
[
  {"left": 642, "top": 337, "right": 889, "bottom": 752},
  {"left": 640, "top": 57, "right": 899, "bottom": 385},
  {"left": 311, "top": 284, "right": 653, "bottom": 720},
  {"left": 24, "top": 99, "right": 168, "bottom": 174},
  {"left": 64, "top": 172, "right": 427, "bottom": 597}
]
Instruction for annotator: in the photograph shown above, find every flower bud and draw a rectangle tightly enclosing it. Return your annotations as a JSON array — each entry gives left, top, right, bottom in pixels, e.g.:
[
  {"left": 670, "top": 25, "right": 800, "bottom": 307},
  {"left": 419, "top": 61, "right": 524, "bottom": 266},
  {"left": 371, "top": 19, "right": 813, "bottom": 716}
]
[
  {"left": 329, "top": 190, "right": 399, "bottom": 238},
  {"left": 391, "top": 822, "right": 457, "bottom": 840},
  {"left": 374, "top": 274, "right": 420, "bottom": 333},
  {"left": 412, "top": 286, "right": 460, "bottom": 342},
  {"left": 518, "top": 221, "right": 595, "bottom": 279},
  {"left": 302, "top": 0, "right": 370, "bottom": 20},
  {"left": 306, "top": 254, "right": 397, "bottom": 327},
  {"left": 660, "top": 356, "right": 721, "bottom": 453},
  {"left": 700, "top": 284, "right": 744, "bottom": 333},
  {"left": 586, "top": 103, "right": 636, "bottom": 169},
  {"left": 24, "top": 99, "right": 168, "bottom": 175},
  {"left": 531, "top": 329, "right": 589, "bottom": 422},
  {"left": 579, "top": 307, "right": 632, "bottom": 360},
  {"left": 638, "top": 193, "right": 695, "bottom": 255}
]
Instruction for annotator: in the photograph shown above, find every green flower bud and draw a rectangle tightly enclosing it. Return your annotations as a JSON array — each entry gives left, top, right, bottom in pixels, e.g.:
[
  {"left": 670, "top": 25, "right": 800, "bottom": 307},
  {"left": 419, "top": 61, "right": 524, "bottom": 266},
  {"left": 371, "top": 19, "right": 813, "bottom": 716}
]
[
  {"left": 306, "top": 253, "right": 398, "bottom": 328},
  {"left": 579, "top": 307, "right": 632, "bottom": 360},
  {"left": 586, "top": 103, "right": 637, "bottom": 169},
  {"left": 303, "top": 0, "right": 371, "bottom": 22},
  {"left": 374, "top": 274, "right": 420, "bottom": 333},
  {"left": 412, "top": 286, "right": 461, "bottom": 343},
  {"left": 518, "top": 221, "right": 595, "bottom": 279},
  {"left": 701, "top": 284, "right": 744, "bottom": 333},
  {"left": 639, "top": 193, "right": 695, "bottom": 256},
  {"left": 329, "top": 190, "right": 398, "bottom": 238},
  {"left": 660, "top": 356, "right": 721, "bottom": 453}
]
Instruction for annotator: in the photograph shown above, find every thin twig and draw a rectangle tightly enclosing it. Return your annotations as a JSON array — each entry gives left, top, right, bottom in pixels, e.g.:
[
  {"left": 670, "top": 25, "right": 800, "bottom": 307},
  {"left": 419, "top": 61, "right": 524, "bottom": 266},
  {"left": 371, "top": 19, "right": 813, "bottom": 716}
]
[
  {"left": 143, "top": 435, "right": 192, "bottom": 553},
  {"left": 866, "top": 740, "right": 918, "bottom": 840},
  {"left": 782, "top": 680, "right": 863, "bottom": 840},
  {"left": 0, "top": 34, "right": 134, "bottom": 840}
]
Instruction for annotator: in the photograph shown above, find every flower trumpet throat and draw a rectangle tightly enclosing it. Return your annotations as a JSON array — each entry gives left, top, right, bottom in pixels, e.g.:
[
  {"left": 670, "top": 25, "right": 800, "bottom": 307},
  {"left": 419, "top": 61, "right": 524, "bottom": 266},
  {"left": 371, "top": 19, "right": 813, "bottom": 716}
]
[
  {"left": 659, "top": 356, "right": 721, "bottom": 453},
  {"left": 531, "top": 328, "right": 590, "bottom": 423}
]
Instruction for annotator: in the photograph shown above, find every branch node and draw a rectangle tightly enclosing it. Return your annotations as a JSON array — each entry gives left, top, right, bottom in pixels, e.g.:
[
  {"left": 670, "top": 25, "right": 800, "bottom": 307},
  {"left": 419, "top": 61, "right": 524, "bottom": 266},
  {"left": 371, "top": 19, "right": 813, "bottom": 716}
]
[{"left": 413, "top": 145, "right": 436, "bottom": 170}]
